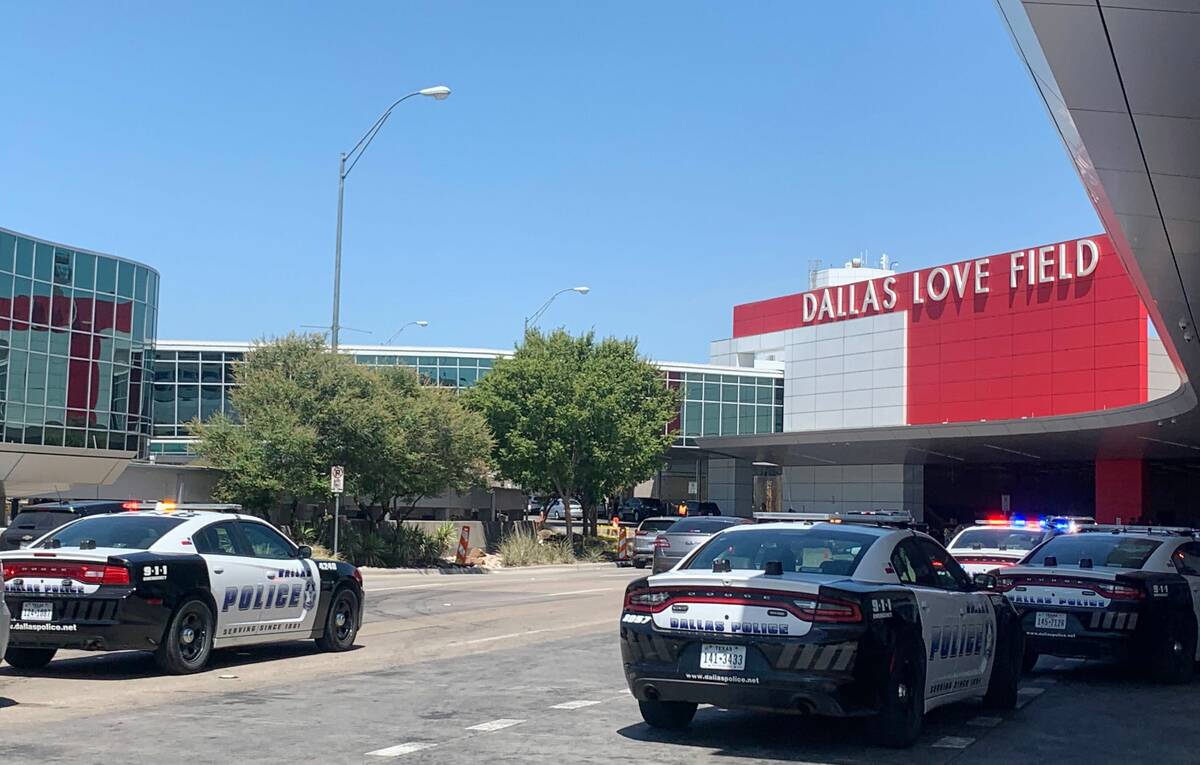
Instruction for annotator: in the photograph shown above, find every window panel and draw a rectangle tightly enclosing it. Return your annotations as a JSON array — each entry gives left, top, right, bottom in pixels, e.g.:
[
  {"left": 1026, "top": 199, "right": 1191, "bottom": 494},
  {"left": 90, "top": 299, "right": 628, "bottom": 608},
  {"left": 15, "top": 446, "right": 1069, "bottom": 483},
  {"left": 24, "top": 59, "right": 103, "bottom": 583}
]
[
  {"left": 201, "top": 363, "right": 222, "bottom": 384},
  {"left": 95, "top": 257, "right": 116, "bottom": 295},
  {"left": 134, "top": 267, "right": 148, "bottom": 303},
  {"left": 45, "top": 356, "right": 67, "bottom": 408},
  {"left": 26, "top": 353, "right": 47, "bottom": 405},
  {"left": 739, "top": 404, "right": 755, "bottom": 434},
  {"left": 721, "top": 383, "right": 738, "bottom": 403},
  {"left": 721, "top": 403, "right": 738, "bottom": 435},
  {"left": 683, "top": 403, "right": 700, "bottom": 437},
  {"left": 176, "top": 384, "right": 199, "bottom": 424},
  {"left": 201, "top": 385, "right": 222, "bottom": 420},
  {"left": 33, "top": 242, "right": 54, "bottom": 282},
  {"left": 73, "top": 251, "right": 95, "bottom": 290},
  {"left": 702, "top": 402, "right": 720, "bottom": 436},
  {"left": 0, "top": 232, "right": 14, "bottom": 272},
  {"left": 116, "top": 261, "right": 135, "bottom": 298}
]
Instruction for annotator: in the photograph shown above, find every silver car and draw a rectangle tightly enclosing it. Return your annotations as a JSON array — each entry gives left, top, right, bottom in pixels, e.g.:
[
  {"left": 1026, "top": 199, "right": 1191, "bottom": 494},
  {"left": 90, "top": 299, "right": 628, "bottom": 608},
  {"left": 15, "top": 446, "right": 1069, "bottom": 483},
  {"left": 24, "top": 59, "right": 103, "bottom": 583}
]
[
  {"left": 546, "top": 499, "right": 582, "bottom": 521},
  {"left": 632, "top": 517, "right": 677, "bottom": 569},
  {"left": 651, "top": 516, "right": 745, "bottom": 574}
]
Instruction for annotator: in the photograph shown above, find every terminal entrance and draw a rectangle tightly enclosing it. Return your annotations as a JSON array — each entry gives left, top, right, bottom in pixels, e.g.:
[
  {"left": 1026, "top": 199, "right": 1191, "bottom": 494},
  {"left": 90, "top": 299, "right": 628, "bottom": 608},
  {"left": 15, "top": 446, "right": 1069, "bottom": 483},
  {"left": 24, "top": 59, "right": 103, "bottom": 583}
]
[{"left": 924, "top": 459, "right": 1200, "bottom": 530}]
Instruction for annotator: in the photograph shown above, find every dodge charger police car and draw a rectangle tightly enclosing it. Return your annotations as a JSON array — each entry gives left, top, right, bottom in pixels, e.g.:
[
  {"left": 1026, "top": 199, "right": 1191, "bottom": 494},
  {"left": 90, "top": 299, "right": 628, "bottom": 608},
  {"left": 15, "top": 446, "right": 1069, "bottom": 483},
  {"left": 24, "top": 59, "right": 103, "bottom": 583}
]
[
  {"left": 0, "top": 508, "right": 363, "bottom": 674},
  {"left": 997, "top": 525, "right": 1200, "bottom": 681},
  {"left": 620, "top": 511, "right": 1024, "bottom": 748}
]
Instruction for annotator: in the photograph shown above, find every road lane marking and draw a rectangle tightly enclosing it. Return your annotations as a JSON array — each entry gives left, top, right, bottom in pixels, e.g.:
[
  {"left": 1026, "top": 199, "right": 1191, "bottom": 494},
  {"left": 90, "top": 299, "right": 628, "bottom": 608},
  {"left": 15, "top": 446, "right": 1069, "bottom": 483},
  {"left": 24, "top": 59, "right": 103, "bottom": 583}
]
[
  {"left": 1016, "top": 686, "right": 1045, "bottom": 709},
  {"left": 466, "top": 719, "right": 525, "bottom": 732},
  {"left": 365, "top": 742, "right": 437, "bottom": 757},
  {"left": 451, "top": 618, "right": 612, "bottom": 646},
  {"left": 967, "top": 716, "right": 1004, "bottom": 728},
  {"left": 931, "top": 736, "right": 975, "bottom": 749},
  {"left": 549, "top": 700, "right": 602, "bottom": 710}
]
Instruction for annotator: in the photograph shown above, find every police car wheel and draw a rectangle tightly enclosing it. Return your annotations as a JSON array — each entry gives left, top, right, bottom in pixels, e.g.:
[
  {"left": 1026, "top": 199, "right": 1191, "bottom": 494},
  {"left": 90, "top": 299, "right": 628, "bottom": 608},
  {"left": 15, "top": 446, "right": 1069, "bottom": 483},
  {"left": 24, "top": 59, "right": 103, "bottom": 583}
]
[
  {"left": 869, "top": 641, "right": 925, "bottom": 749},
  {"left": 3, "top": 646, "right": 57, "bottom": 671},
  {"left": 637, "top": 699, "right": 697, "bottom": 730},
  {"left": 155, "top": 598, "right": 214, "bottom": 675},
  {"left": 633, "top": 559, "right": 646, "bottom": 569},
  {"left": 316, "top": 587, "right": 359, "bottom": 652},
  {"left": 983, "top": 625, "right": 1023, "bottom": 710},
  {"left": 1146, "top": 615, "right": 1196, "bottom": 685}
]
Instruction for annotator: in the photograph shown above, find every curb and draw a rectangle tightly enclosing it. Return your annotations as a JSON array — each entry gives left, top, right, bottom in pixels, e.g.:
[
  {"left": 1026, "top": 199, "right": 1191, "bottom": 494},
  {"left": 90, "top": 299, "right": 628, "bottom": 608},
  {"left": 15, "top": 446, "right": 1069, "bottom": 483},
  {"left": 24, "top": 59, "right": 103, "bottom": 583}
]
[{"left": 360, "top": 561, "right": 629, "bottom": 579}]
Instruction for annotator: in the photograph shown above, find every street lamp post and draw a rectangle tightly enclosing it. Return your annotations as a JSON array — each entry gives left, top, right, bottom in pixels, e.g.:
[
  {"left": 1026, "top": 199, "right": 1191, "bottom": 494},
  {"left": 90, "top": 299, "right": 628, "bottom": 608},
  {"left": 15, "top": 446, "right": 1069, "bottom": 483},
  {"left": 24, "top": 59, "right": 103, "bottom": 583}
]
[
  {"left": 523, "top": 286, "right": 590, "bottom": 335},
  {"left": 331, "top": 85, "right": 451, "bottom": 353},
  {"left": 386, "top": 320, "right": 429, "bottom": 344}
]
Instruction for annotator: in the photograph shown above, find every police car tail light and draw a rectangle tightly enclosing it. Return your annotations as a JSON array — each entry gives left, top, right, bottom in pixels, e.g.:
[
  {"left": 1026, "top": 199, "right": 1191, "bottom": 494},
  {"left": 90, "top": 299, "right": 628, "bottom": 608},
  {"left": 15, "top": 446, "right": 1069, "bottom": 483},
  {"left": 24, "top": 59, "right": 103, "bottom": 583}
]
[
  {"left": 625, "top": 588, "right": 670, "bottom": 613},
  {"left": 3, "top": 561, "right": 130, "bottom": 585},
  {"left": 791, "top": 596, "right": 861, "bottom": 623},
  {"left": 1093, "top": 582, "right": 1143, "bottom": 600},
  {"left": 352, "top": 567, "right": 363, "bottom": 587}
]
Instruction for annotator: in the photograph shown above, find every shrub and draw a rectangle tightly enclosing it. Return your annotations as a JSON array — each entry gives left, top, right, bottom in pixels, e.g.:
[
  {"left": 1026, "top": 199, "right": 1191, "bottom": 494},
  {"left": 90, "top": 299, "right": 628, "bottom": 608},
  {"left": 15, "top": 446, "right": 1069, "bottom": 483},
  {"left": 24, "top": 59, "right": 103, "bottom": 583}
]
[{"left": 499, "top": 529, "right": 575, "bottom": 567}]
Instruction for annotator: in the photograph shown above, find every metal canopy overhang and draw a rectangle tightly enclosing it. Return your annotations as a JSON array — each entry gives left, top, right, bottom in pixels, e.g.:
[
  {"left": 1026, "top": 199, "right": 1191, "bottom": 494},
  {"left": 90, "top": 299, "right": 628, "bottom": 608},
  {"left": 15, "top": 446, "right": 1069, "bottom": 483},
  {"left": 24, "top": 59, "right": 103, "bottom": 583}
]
[{"left": 700, "top": 3, "right": 1200, "bottom": 469}]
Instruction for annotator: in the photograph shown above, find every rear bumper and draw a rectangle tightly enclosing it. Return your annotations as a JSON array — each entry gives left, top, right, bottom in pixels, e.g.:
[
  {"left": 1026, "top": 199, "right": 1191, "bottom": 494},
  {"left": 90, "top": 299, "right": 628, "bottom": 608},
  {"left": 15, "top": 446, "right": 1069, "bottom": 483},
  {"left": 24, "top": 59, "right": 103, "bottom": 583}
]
[
  {"left": 1017, "top": 607, "right": 1138, "bottom": 662},
  {"left": 621, "top": 621, "right": 877, "bottom": 717},
  {"left": 4, "top": 592, "right": 169, "bottom": 652},
  {"left": 651, "top": 556, "right": 684, "bottom": 574}
]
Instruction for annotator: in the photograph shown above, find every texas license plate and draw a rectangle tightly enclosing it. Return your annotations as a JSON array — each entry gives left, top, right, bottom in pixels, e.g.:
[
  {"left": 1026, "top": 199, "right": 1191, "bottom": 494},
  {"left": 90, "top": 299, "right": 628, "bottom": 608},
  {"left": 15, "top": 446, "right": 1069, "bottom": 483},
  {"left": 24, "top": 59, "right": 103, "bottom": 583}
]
[
  {"left": 1035, "top": 612, "right": 1067, "bottom": 630},
  {"left": 700, "top": 644, "right": 746, "bottom": 671},
  {"left": 21, "top": 602, "right": 53, "bottom": 622}
]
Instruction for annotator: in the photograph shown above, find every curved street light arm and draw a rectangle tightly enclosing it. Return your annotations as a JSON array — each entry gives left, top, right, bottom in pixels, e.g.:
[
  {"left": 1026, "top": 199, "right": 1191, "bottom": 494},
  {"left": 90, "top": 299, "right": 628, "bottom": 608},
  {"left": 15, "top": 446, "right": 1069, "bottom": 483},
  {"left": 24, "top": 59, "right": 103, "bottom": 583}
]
[
  {"left": 526, "top": 287, "right": 576, "bottom": 330},
  {"left": 342, "top": 91, "right": 421, "bottom": 178}
]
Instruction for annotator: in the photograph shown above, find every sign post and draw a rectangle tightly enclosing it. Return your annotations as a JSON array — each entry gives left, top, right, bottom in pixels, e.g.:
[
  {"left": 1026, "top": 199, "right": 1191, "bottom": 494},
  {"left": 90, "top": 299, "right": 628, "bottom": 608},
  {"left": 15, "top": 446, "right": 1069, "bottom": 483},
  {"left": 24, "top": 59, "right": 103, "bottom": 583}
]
[{"left": 330, "top": 466, "right": 345, "bottom": 556}]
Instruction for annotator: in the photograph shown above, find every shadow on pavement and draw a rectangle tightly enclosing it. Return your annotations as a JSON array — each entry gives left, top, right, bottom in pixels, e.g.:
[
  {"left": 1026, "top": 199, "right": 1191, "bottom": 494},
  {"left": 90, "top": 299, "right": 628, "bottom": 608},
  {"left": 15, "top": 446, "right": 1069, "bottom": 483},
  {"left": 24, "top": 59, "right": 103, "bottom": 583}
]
[{"left": 0, "top": 640, "right": 362, "bottom": 681}]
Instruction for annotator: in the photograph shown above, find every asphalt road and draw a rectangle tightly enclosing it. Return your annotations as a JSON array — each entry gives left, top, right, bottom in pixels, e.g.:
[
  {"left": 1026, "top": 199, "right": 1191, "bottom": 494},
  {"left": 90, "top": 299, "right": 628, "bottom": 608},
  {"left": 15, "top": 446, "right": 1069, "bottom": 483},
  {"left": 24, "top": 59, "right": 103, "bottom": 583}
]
[{"left": 0, "top": 565, "right": 1197, "bottom": 764}]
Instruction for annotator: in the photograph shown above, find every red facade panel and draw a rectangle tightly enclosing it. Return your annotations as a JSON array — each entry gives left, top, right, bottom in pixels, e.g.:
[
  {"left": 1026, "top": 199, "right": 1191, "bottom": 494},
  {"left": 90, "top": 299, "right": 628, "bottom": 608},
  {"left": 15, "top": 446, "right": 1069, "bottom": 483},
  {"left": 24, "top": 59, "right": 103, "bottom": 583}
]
[{"left": 732, "top": 234, "right": 1151, "bottom": 426}]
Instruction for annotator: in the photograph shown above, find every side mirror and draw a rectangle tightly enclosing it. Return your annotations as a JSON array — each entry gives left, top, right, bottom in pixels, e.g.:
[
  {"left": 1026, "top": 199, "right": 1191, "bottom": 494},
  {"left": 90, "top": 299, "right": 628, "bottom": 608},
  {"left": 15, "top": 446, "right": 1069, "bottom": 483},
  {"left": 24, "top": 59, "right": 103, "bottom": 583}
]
[
  {"left": 297, "top": 545, "right": 313, "bottom": 559},
  {"left": 973, "top": 572, "right": 997, "bottom": 590}
]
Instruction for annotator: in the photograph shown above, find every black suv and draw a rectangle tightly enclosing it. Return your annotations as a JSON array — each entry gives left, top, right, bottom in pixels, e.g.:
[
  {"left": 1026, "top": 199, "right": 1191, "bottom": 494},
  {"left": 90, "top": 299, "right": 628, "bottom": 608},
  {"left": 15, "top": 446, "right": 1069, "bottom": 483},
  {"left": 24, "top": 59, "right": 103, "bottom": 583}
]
[
  {"left": 618, "top": 498, "right": 666, "bottom": 524},
  {"left": 0, "top": 501, "right": 129, "bottom": 551}
]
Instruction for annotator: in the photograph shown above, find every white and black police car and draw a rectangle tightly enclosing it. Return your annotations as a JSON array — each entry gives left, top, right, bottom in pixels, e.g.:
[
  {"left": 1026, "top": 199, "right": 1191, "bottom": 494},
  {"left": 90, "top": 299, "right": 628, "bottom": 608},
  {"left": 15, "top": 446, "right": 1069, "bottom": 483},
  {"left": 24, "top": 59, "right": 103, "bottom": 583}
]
[
  {"left": 620, "top": 511, "right": 1024, "bottom": 748},
  {"left": 0, "top": 504, "right": 363, "bottom": 674},
  {"left": 997, "top": 525, "right": 1200, "bottom": 681}
]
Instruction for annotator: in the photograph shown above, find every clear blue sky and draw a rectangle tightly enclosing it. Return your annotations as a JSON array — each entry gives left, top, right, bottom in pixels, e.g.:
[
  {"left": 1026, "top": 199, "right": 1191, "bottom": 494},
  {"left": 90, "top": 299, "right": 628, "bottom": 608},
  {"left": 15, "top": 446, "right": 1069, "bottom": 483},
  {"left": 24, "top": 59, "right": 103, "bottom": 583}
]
[{"left": 0, "top": 1, "right": 1098, "bottom": 362}]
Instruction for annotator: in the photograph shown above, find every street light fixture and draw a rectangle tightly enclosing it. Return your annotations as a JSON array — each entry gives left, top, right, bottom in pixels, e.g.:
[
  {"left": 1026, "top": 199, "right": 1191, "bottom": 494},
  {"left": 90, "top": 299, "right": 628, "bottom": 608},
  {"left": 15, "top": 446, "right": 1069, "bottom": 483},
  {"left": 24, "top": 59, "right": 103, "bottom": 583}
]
[
  {"left": 386, "top": 320, "right": 429, "bottom": 344},
  {"left": 524, "top": 286, "right": 590, "bottom": 335},
  {"left": 330, "top": 85, "right": 451, "bottom": 353}
]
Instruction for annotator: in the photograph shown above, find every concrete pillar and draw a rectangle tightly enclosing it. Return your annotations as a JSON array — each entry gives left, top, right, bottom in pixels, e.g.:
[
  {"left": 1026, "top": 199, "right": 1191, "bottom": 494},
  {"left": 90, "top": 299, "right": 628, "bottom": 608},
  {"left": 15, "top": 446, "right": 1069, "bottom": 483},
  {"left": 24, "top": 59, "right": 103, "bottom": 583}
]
[
  {"left": 707, "top": 458, "right": 755, "bottom": 517},
  {"left": 1095, "top": 459, "right": 1144, "bottom": 524}
]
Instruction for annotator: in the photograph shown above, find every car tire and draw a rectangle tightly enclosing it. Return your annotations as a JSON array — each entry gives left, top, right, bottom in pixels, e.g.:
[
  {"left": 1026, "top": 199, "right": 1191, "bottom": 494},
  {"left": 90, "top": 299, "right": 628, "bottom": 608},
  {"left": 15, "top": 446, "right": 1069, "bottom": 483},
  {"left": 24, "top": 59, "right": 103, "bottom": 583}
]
[
  {"left": 316, "top": 587, "right": 360, "bottom": 652},
  {"left": 638, "top": 699, "right": 697, "bottom": 730},
  {"left": 868, "top": 639, "right": 925, "bottom": 749},
  {"left": 155, "top": 598, "right": 214, "bottom": 675},
  {"left": 1146, "top": 614, "right": 1196, "bottom": 684},
  {"left": 983, "top": 624, "right": 1023, "bottom": 710},
  {"left": 3, "top": 646, "right": 57, "bottom": 671},
  {"left": 1022, "top": 648, "right": 1039, "bottom": 673},
  {"left": 633, "top": 559, "right": 647, "bottom": 569}
]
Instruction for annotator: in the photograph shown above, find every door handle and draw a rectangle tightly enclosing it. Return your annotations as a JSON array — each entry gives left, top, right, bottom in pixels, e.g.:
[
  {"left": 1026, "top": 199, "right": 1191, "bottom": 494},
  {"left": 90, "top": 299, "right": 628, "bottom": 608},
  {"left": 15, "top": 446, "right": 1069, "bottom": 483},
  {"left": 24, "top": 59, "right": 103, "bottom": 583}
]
[
  {"left": 213, "top": 567, "right": 224, "bottom": 574},
  {"left": 266, "top": 572, "right": 276, "bottom": 580},
  {"left": 919, "top": 603, "right": 929, "bottom": 610}
]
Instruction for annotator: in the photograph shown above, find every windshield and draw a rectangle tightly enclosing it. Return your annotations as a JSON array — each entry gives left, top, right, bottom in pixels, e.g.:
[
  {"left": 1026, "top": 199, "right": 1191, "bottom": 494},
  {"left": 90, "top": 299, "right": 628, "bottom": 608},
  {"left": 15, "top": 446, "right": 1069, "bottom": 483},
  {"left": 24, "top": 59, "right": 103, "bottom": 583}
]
[
  {"left": 38, "top": 515, "right": 186, "bottom": 550},
  {"left": 639, "top": 519, "right": 676, "bottom": 533},
  {"left": 666, "top": 518, "right": 739, "bottom": 535},
  {"left": 951, "top": 528, "right": 1045, "bottom": 552},
  {"left": 1025, "top": 535, "right": 1162, "bottom": 570},
  {"left": 685, "top": 527, "right": 877, "bottom": 575}
]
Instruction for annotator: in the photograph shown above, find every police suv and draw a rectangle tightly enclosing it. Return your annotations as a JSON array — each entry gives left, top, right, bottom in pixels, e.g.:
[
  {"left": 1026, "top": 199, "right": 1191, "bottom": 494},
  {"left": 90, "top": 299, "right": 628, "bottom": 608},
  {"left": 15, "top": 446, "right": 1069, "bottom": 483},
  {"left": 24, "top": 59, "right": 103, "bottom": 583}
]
[
  {"left": 0, "top": 506, "right": 363, "bottom": 674},
  {"left": 620, "top": 511, "right": 1024, "bottom": 748},
  {"left": 997, "top": 525, "right": 1200, "bottom": 681}
]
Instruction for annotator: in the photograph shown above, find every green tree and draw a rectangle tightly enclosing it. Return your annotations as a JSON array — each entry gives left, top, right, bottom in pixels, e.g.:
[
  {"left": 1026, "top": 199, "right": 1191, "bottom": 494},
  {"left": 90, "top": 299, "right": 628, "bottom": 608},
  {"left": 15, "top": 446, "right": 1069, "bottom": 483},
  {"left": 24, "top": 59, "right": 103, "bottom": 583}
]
[
  {"left": 468, "top": 329, "right": 679, "bottom": 538},
  {"left": 192, "top": 334, "right": 493, "bottom": 524}
]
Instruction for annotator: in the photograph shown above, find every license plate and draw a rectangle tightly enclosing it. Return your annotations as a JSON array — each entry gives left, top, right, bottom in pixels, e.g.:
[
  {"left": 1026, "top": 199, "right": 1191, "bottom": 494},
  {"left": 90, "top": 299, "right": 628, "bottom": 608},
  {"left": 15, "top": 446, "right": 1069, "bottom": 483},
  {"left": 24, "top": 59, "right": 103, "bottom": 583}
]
[
  {"left": 699, "top": 644, "right": 746, "bottom": 671},
  {"left": 21, "top": 602, "right": 53, "bottom": 623},
  {"left": 1035, "top": 612, "right": 1067, "bottom": 630}
]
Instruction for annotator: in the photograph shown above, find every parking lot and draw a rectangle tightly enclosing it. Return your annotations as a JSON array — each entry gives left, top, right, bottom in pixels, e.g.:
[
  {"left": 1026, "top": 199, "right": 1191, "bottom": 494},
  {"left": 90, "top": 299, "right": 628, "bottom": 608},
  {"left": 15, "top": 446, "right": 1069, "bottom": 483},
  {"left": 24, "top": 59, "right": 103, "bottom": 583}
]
[{"left": 0, "top": 565, "right": 1195, "bottom": 764}]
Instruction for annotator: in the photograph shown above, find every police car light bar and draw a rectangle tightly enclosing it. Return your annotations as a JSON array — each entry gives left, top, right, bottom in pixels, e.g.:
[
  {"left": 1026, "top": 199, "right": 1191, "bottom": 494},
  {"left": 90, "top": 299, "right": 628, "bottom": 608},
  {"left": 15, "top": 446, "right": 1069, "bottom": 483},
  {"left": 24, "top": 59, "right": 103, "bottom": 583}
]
[
  {"left": 1079, "top": 524, "right": 1200, "bottom": 537},
  {"left": 124, "top": 502, "right": 244, "bottom": 513},
  {"left": 753, "top": 510, "right": 915, "bottom": 526}
]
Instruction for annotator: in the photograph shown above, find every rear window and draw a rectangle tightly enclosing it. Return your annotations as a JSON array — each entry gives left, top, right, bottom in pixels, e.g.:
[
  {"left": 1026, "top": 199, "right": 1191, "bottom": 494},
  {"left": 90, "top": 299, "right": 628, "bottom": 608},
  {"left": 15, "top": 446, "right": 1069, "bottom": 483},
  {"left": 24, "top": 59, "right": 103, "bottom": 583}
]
[
  {"left": 11, "top": 511, "right": 76, "bottom": 532},
  {"left": 639, "top": 519, "right": 675, "bottom": 533},
  {"left": 1026, "top": 535, "right": 1162, "bottom": 570},
  {"left": 666, "top": 518, "right": 740, "bottom": 535},
  {"left": 38, "top": 516, "right": 186, "bottom": 550},
  {"left": 950, "top": 528, "right": 1045, "bottom": 552},
  {"left": 685, "top": 528, "right": 878, "bottom": 575}
]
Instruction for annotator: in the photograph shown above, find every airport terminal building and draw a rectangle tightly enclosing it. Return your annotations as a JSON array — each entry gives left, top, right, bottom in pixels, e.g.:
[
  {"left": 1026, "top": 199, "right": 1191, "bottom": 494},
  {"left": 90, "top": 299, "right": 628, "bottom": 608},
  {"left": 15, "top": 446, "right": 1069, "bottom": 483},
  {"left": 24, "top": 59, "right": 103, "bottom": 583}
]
[{"left": 0, "top": 222, "right": 1191, "bottom": 526}]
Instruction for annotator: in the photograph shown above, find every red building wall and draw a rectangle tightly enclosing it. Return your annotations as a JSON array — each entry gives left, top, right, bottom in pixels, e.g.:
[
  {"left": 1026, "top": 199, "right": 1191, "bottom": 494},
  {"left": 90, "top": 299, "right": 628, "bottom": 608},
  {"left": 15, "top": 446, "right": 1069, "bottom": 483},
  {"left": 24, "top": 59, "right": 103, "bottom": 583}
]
[{"left": 731, "top": 234, "right": 1149, "bottom": 425}]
